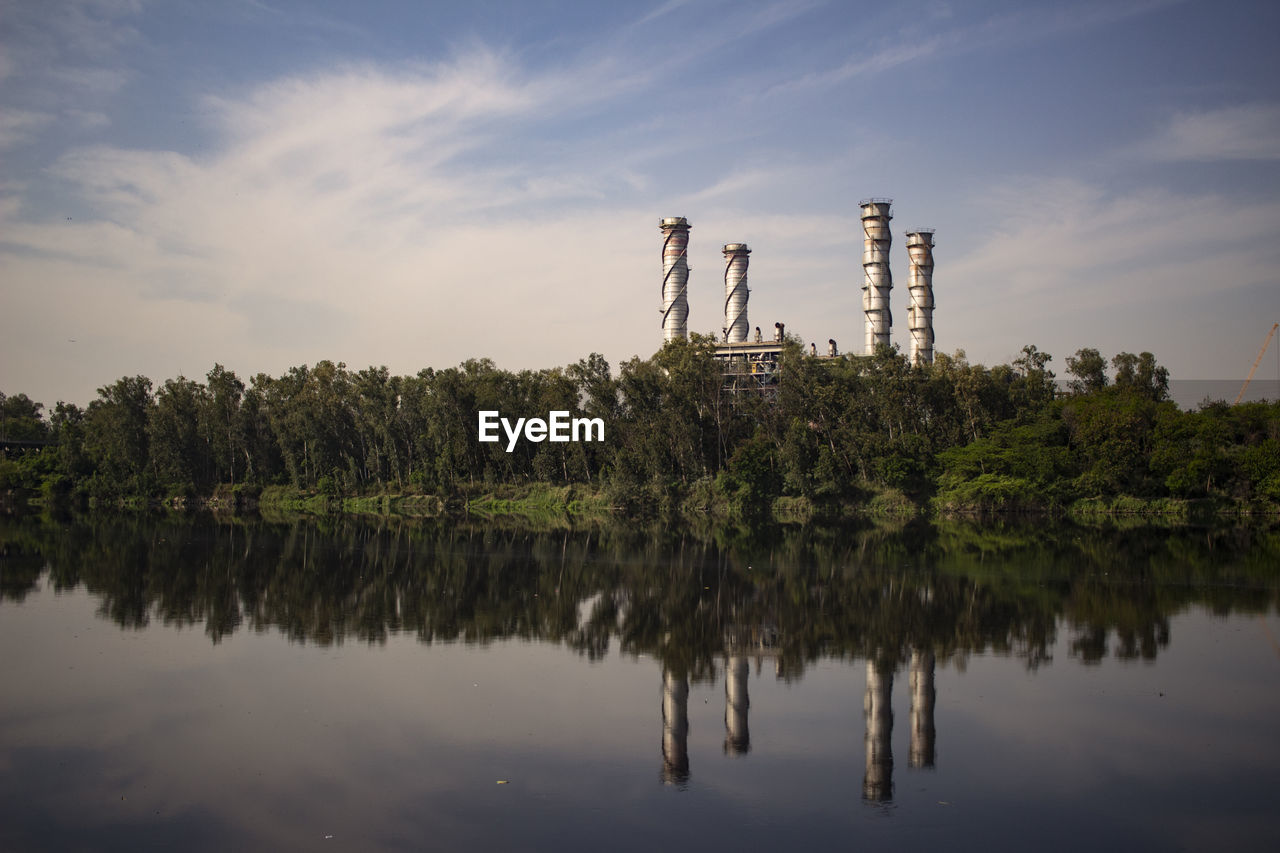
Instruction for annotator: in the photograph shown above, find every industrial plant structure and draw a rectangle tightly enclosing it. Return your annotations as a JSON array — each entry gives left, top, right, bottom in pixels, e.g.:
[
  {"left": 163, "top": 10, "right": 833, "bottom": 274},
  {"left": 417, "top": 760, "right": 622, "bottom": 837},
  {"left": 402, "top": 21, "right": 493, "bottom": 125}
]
[{"left": 658, "top": 201, "right": 936, "bottom": 389}]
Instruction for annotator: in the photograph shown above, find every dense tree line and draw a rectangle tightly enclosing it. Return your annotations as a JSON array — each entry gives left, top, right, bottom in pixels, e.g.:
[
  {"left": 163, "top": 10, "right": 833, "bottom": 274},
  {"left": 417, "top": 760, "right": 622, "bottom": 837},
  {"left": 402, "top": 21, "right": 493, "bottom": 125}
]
[{"left": 2, "top": 339, "right": 1277, "bottom": 513}]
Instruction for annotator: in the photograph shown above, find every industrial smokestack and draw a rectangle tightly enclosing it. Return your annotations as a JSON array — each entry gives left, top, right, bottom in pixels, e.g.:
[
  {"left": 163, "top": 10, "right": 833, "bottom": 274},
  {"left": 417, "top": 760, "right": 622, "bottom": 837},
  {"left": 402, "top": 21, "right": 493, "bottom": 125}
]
[
  {"left": 905, "top": 230, "right": 936, "bottom": 366},
  {"left": 860, "top": 199, "right": 893, "bottom": 354},
  {"left": 660, "top": 217, "right": 691, "bottom": 343},
  {"left": 722, "top": 243, "right": 751, "bottom": 343}
]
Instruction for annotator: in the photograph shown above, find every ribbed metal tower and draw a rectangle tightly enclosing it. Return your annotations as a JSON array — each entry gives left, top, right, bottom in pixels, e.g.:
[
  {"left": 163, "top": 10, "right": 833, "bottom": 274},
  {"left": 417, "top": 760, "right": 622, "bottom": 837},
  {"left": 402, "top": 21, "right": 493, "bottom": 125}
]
[
  {"left": 861, "top": 199, "right": 893, "bottom": 354},
  {"left": 905, "top": 229, "right": 935, "bottom": 365},
  {"left": 660, "top": 217, "right": 691, "bottom": 343},
  {"left": 722, "top": 243, "right": 751, "bottom": 343}
]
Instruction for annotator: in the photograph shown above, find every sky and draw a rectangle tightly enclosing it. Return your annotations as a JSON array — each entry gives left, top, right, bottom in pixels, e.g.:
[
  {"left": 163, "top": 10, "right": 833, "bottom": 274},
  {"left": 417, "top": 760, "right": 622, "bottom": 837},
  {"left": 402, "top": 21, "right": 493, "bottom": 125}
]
[{"left": 2, "top": 0, "right": 1278, "bottom": 407}]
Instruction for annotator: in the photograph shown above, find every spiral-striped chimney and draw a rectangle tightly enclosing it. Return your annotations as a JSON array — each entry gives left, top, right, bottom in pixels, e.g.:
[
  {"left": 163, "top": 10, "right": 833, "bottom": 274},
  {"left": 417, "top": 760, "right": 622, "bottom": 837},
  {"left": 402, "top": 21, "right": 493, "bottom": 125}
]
[
  {"left": 660, "top": 217, "right": 691, "bottom": 343},
  {"left": 722, "top": 243, "right": 751, "bottom": 343}
]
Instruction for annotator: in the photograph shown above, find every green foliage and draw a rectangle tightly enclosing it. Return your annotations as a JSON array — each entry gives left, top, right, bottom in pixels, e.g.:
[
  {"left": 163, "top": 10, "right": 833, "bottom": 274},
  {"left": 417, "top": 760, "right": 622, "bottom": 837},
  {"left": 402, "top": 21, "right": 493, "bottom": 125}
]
[
  {"left": 4, "top": 344, "right": 1276, "bottom": 520},
  {"left": 1066, "top": 347, "right": 1108, "bottom": 394},
  {"left": 1, "top": 392, "right": 50, "bottom": 442},
  {"left": 716, "top": 431, "right": 782, "bottom": 520}
]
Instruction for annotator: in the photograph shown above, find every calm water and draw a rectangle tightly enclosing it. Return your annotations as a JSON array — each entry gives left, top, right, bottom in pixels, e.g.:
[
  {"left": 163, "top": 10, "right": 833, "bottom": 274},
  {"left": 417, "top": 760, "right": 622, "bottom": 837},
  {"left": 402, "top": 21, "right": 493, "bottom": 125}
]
[{"left": 1, "top": 514, "right": 1278, "bottom": 851}]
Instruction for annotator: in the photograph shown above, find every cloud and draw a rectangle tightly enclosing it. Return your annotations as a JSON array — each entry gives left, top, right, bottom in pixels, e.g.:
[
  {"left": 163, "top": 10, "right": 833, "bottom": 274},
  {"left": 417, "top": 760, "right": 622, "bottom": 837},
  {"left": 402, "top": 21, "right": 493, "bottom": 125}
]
[
  {"left": 50, "top": 66, "right": 132, "bottom": 94},
  {"left": 766, "top": 0, "right": 1183, "bottom": 96},
  {"left": 0, "top": 109, "right": 54, "bottom": 149},
  {"left": 64, "top": 108, "right": 111, "bottom": 129},
  {"left": 0, "top": 0, "right": 139, "bottom": 151},
  {"left": 631, "top": 0, "right": 698, "bottom": 28},
  {"left": 0, "top": 53, "right": 672, "bottom": 403},
  {"left": 940, "top": 177, "right": 1280, "bottom": 374},
  {"left": 1142, "top": 103, "right": 1280, "bottom": 162}
]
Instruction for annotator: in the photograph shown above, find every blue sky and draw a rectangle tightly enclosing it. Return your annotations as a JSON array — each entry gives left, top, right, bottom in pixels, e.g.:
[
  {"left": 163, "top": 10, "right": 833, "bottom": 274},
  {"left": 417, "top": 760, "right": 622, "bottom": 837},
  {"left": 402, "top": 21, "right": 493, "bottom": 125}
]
[{"left": 2, "top": 0, "right": 1278, "bottom": 406}]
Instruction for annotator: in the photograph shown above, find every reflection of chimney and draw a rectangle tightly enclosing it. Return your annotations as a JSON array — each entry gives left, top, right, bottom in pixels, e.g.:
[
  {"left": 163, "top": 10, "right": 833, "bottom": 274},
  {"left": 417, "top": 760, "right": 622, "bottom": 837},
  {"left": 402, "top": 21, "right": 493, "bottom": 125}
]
[
  {"left": 662, "top": 669, "right": 690, "bottom": 786},
  {"left": 724, "top": 655, "right": 750, "bottom": 755},
  {"left": 909, "top": 649, "right": 936, "bottom": 769},
  {"left": 863, "top": 660, "right": 894, "bottom": 802},
  {"left": 660, "top": 217, "right": 691, "bottom": 343}
]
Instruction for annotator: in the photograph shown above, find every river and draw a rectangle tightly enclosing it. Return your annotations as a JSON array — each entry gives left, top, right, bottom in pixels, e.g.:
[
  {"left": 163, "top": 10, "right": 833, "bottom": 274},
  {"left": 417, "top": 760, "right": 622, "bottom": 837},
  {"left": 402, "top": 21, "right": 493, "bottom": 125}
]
[{"left": 1, "top": 513, "right": 1277, "bottom": 851}]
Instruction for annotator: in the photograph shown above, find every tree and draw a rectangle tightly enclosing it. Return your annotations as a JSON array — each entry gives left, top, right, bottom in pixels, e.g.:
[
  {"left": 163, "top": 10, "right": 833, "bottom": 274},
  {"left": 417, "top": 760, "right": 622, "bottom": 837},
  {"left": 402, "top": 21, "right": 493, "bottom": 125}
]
[
  {"left": 1065, "top": 348, "right": 1108, "bottom": 395},
  {"left": 1012, "top": 344, "right": 1056, "bottom": 413},
  {"left": 204, "top": 364, "right": 246, "bottom": 484},
  {"left": 1112, "top": 352, "right": 1169, "bottom": 402},
  {"left": 0, "top": 392, "right": 50, "bottom": 442},
  {"left": 151, "top": 377, "right": 214, "bottom": 494},
  {"left": 83, "top": 376, "right": 155, "bottom": 497}
]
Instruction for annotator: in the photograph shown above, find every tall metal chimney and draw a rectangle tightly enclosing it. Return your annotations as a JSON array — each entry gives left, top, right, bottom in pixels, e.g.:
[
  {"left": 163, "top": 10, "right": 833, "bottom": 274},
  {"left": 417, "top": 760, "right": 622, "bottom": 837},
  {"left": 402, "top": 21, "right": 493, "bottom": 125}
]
[
  {"left": 660, "top": 217, "right": 691, "bottom": 343},
  {"left": 860, "top": 199, "right": 893, "bottom": 354},
  {"left": 905, "top": 229, "right": 935, "bottom": 366},
  {"left": 722, "top": 243, "right": 751, "bottom": 343}
]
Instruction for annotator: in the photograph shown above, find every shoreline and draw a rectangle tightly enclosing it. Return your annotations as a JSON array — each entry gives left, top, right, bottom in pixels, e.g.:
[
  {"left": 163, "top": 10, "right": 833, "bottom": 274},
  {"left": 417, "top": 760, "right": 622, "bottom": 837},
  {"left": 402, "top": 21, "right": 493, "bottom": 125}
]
[{"left": 7, "top": 482, "right": 1277, "bottom": 526}]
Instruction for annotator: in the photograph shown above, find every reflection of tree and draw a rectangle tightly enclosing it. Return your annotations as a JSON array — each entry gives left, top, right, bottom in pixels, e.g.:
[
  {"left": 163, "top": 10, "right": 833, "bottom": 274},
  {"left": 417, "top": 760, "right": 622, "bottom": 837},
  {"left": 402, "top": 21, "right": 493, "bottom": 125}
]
[{"left": 0, "top": 515, "right": 1276, "bottom": 679}]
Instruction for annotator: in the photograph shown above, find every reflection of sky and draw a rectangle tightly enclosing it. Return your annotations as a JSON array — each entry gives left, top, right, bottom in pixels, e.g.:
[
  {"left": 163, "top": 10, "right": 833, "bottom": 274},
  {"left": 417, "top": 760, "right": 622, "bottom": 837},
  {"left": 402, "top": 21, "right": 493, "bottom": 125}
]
[{"left": 2, "top": 587, "right": 1278, "bottom": 851}]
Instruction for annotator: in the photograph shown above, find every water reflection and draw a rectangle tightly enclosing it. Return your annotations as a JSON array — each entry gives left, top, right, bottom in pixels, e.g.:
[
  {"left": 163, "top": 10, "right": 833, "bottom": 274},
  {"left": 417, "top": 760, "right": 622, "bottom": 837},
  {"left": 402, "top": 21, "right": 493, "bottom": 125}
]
[
  {"left": 661, "top": 668, "right": 689, "bottom": 786},
  {"left": 2, "top": 514, "right": 1276, "bottom": 672},
  {"left": 908, "top": 649, "right": 936, "bottom": 770},
  {"left": 863, "top": 659, "right": 894, "bottom": 802},
  {"left": 723, "top": 655, "right": 749, "bottom": 756},
  {"left": 3, "top": 513, "right": 1279, "bottom": 850},
  {"left": 3, "top": 515, "right": 1275, "bottom": 787}
]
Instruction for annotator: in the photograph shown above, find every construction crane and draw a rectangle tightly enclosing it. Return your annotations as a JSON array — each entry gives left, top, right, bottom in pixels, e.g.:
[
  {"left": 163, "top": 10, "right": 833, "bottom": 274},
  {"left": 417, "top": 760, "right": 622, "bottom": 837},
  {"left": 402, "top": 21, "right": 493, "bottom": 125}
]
[{"left": 1234, "top": 322, "right": 1279, "bottom": 405}]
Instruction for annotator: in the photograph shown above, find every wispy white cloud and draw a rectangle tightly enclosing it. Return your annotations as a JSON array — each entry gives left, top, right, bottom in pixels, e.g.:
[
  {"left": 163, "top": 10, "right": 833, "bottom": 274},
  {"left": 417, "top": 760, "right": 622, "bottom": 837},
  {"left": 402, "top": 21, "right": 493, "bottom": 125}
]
[
  {"left": 0, "top": 109, "right": 54, "bottom": 149},
  {"left": 767, "top": 0, "right": 1184, "bottom": 96},
  {"left": 949, "top": 178, "right": 1279, "bottom": 303},
  {"left": 64, "top": 108, "right": 111, "bottom": 129},
  {"left": 942, "top": 177, "right": 1280, "bottom": 375},
  {"left": 0, "top": 52, "right": 670, "bottom": 402},
  {"left": 49, "top": 66, "right": 132, "bottom": 94},
  {"left": 0, "top": 0, "right": 140, "bottom": 153},
  {"left": 679, "top": 169, "right": 777, "bottom": 205},
  {"left": 631, "top": 0, "right": 699, "bottom": 28},
  {"left": 1141, "top": 103, "right": 1280, "bottom": 162}
]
